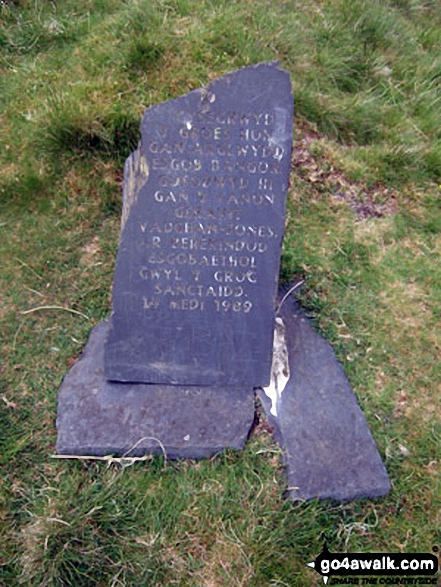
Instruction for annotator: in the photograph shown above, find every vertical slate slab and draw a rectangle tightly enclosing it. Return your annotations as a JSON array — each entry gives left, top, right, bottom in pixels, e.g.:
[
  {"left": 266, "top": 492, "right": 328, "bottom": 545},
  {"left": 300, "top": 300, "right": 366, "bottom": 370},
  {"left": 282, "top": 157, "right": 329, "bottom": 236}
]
[
  {"left": 258, "top": 292, "right": 391, "bottom": 502},
  {"left": 104, "top": 63, "right": 293, "bottom": 386}
]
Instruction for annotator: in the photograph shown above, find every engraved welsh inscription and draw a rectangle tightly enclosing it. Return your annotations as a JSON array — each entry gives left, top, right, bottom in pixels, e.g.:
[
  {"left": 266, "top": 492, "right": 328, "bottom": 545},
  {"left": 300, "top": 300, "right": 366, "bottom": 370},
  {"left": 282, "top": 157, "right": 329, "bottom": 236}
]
[{"left": 105, "top": 63, "right": 293, "bottom": 386}]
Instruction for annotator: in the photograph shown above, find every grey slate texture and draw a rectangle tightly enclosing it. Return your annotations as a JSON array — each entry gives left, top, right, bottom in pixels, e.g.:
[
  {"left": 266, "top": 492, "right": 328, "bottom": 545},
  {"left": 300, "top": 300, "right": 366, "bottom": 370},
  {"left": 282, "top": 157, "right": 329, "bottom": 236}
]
[
  {"left": 56, "top": 321, "right": 255, "bottom": 459},
  {"left": 55, "top": 62, "right": 390, "bottom": 503},
  {"left": 258, "top": 293, "right": 391, "bottom": 502},
  {"left": 104, "top": 62, "right": 293, "bottom": 387}
]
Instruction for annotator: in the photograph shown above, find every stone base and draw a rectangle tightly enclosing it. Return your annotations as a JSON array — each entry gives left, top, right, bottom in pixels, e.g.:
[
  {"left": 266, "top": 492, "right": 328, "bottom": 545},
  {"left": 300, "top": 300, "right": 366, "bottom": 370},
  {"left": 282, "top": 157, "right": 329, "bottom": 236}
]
[
  {"left": 56, "top": 303, "right": 391, "bottom": 502},
  {"left": 56, "top": 321, "right": 255, "bottom": 459},
  {"left": 258, "top": 294, "right": 391, "bottom": 502}
]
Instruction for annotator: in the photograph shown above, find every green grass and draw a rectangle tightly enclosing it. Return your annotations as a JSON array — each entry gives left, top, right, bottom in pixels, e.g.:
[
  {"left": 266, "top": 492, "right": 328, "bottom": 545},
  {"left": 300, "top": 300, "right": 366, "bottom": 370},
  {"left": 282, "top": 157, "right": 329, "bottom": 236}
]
[{"left": 1, "top": 0, "right": 440, "bottom": 585}]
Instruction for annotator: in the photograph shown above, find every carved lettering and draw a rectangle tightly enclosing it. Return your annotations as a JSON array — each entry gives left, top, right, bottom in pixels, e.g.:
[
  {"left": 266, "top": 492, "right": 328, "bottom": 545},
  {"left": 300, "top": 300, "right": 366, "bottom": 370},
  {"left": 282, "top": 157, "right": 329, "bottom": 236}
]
[
  {"left": 169, "top": 299, "right": 205, "bottom": 311},
  {"left": 138, "top": 105, "right": 281, "bottom": 319},
  {"left": 143, "top": 296, "right": 160, "bottom": 310},
  {"left": 154, "top": 283, "right": 244, "bottom": 298},
  {"left": 214, "top": 270, "right": 258, "bottom": 284},
  {"left": 105, "top": 64, "right": 293, "bottom": 386}
]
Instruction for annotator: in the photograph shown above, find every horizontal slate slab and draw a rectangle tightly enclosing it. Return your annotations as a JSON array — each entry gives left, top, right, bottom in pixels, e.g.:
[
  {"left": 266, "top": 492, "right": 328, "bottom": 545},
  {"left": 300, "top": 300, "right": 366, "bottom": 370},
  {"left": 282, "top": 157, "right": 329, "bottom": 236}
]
[
  {"left": 104, "top": 62, "right": 293, "bottom": 386},
  {"left": 258, "top": 293, "right": 391, "bottom": 502},
  {"left": 56, "top": 321, "right": 255, "bottom": 459}
]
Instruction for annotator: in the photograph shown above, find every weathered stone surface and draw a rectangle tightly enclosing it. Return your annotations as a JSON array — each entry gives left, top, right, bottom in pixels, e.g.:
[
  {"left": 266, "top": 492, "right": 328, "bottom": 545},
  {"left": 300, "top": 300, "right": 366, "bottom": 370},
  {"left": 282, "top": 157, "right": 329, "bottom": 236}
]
[
  {"left": 258, "top": 292, "right": 391, "bottom": 502},
  {"left": 104, "top": 62, "right": 293, "bottom": 386},
  {"left": 57, "top": 321, "right": 255, "bottom": 459}
]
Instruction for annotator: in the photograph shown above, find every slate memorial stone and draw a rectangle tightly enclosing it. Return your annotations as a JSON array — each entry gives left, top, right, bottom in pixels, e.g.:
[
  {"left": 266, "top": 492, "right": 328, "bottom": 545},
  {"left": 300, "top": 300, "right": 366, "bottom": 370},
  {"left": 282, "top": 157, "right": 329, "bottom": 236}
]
[
  {"left": 104, "top": 63, "right": 294, "bottom": 386},
  {"left": 56, "top": 64, "right": 390, "bottom": 501}
]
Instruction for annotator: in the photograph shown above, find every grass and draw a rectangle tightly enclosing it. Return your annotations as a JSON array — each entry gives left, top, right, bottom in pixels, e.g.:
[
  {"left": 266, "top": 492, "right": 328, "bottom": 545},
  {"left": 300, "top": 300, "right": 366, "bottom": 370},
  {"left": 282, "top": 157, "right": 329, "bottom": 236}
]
[{"left": 1, "top": 0, "right": 440, "bottom": 585}]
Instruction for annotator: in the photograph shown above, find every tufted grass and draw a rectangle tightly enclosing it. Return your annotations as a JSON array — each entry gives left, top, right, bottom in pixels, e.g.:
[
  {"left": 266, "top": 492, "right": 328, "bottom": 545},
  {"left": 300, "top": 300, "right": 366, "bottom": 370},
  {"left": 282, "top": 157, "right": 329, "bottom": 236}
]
[{"left": 1, "top": 0, "right": 440, "bottom": 585}]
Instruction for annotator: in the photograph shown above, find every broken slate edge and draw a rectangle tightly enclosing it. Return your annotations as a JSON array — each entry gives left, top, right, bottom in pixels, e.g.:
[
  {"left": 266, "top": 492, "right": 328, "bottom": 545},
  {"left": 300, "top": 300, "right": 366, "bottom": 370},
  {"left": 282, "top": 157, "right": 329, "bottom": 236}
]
[
  {"left": 56, "top": 321, "right": 255, "bottom": 459},
  {"left": 257, "top": 291, "right": 391, "bottom": 502},
  {"left": 104, "top": 62, "right": 294, "bottom": 387}
]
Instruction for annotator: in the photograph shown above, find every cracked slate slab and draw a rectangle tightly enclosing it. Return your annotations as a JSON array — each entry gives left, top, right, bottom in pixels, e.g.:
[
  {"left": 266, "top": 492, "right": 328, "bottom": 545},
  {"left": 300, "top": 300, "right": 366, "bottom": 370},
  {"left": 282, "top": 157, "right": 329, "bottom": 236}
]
[
  {"left": 258, "top": 293, "right": 391, "bottom": 502},
  {"left": 56, "top": 321, "right": 255, "bottom": 459},
  {"left": 104, "top": 62, "right": 293, "bottom": 387}
]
